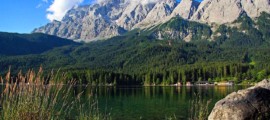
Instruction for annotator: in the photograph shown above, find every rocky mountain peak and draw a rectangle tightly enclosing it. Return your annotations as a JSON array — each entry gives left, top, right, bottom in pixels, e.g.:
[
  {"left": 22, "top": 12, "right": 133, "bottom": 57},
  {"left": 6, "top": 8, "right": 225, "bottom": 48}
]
[
  {"left": 33, "top": 0, "right": 270, "bottom": 42},
  {"left": 115, "top": 1, "right": 156, "bottom": 30},
  {"left": 133, "top": 0, "right": 178, "bottom": 28},
  {"left": 191, "top": 0, "right": 270, "bottom": 24},
  {"left": 241, "top": 0, "right": 270, "bottom": 18},
  {"left": 191, "top": 0, "right": 243, "bottom": 24},
  {"left": 34, "top": 1, "right": 129, "bottom": 42},
  {"left": 170, "top": 0, "right": 200, "bottom": 19}
]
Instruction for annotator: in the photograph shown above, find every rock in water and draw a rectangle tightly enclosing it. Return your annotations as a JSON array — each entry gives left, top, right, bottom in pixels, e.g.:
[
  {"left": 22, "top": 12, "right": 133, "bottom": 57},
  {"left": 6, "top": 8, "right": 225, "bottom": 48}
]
[{"left": 208, "top": 79, "right": 270, "bottom": 120}]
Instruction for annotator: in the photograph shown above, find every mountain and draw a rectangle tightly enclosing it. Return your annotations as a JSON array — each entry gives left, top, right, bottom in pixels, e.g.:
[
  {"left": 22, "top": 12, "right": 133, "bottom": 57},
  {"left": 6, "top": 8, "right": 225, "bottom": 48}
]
[
  {"left": 145, "top": 17, "right": 212, "bottom": 42},
  {"left": 33, "top": 0, "right": 270, "bottom": 42},
  {"left": 33, "top": 0, "right": 157, "bottom": 42},
  {"left": 33, "top": 0, "right": 179, "bottom": 41},
  {"left": 33, "top": 1, "right": 128, "bottom": 41},
  {"left": 0, "top": 32, "right": 79, "bottom": 56},
  {"left": 1, "top": 12, "right": 270, "bottom": 84},
  {"left": 191, "top": 0, "right": 270, "bottom": 24},
  {"left": 116, "top": 1, "right": 156, "bottom": 30},
  {"left": 133, "top": 0, "right": 178, "bottom": 28},
  {"left": 169, "top": 0, "right": 200, "bottom": 19}
]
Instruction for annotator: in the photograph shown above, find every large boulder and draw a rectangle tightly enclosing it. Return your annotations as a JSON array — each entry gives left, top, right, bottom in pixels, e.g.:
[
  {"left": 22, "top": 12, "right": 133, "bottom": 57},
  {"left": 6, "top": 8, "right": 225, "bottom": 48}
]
[{"left": 208, "top": 79, "right": 270, "bottom": 120}]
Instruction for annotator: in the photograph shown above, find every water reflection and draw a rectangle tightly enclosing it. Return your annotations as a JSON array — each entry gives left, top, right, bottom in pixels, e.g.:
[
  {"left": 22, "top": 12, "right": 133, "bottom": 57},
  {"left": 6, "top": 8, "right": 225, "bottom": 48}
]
[{"left": 71, "top": 86, "right": 249, "bottom": 120}]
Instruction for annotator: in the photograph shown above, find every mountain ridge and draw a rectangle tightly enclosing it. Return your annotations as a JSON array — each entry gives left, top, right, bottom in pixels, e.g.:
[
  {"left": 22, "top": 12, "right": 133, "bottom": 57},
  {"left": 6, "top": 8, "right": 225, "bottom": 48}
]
[
  {"left": 191, "top": 0, "right": 270, "bottom": 24},
  {"left": 33, "top": 0, "right": 270, "bottom": 42},
  {"left": 0, "top": 32, "right": 79, "bottom": 56},
  {"left": 1, "top": 12, "right": 270, "bottom": 84}
]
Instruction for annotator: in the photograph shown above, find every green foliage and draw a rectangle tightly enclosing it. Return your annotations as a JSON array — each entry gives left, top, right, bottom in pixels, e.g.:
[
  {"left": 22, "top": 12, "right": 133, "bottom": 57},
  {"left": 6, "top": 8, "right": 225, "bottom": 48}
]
[
  {"left": 257, "top": 12, "right": 270, "bottom": 42},
  {"left": 189, "top": 94, "right": 211, "bottom": 120},
  {"left": 0, "top": 13, "right": 270, "bottom": 85},
  {"left": 0, "top": 32, "right": 80, "bottom": 55},
  {"left": 0, "top": 68, "right": 106, "bottom": 120},
  {"left": 141, "top": 17, "right": 212, "bottom": 41}
]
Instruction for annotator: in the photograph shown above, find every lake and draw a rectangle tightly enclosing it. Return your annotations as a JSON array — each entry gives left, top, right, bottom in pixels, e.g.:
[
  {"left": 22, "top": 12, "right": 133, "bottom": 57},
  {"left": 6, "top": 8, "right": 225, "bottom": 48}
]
[{"left": 73, "top": 85, "right": 250, "bottom": 120}]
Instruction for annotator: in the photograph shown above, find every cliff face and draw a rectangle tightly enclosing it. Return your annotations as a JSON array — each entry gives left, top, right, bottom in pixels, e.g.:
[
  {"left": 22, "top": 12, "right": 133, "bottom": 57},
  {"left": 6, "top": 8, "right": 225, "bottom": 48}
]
[
  {"left": 33, "top": 2, "right": 128, "bottom": 41},
  {"left": 33, "top": 0, "right": 270, "bottom": 42},
  {"left": 191, "top": 0, "right": 270, "bottom": 24},
  {"left": 133, "top": 0, "right": 178, "bottom": 28},
  {"left": 169, "top": 0, "right": 200, "bottom": 19},
  {"left": 209, "top": 79, "right": 270, "bottom": 120},
  {"left": 33, "top": 0, "right": 157, "bottom": 42},
  {"left": 115, "top": 2, "right": 156, "bottom": 30}
]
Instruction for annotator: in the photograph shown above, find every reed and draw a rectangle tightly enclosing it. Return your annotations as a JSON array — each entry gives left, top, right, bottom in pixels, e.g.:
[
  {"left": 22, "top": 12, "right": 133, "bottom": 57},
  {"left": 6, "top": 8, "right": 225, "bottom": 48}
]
[
  {"left": 0, "top": 67, "right": 107, "bottom": 120},
  {"left": 189, "top": 93, "right": 211, "bottom": 120}
]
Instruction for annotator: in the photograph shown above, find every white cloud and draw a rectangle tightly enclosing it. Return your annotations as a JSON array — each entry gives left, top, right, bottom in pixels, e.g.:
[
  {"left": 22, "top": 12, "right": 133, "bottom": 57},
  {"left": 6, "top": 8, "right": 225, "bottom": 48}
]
[
  {"left": 36, "top": 3, "right": 43, "bottom": 8},
  {"left": 46, "top": 0, "right": 164, "bottom": 21},
  {"left": 46, "top": 0, "right": 84, "bottom": 21},
  {"left": 36, "top": 0, "right": 49, "bottom": 9}
]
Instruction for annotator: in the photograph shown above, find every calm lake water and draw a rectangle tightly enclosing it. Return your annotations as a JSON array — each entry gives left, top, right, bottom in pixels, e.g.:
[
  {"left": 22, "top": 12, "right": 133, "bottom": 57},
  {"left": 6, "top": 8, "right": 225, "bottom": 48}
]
[{"left": 74, "top": 85, "right": 250, "bottom": 120}]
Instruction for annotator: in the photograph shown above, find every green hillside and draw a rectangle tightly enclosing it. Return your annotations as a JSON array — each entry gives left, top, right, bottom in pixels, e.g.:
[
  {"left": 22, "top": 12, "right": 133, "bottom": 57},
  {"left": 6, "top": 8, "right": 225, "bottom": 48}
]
[
  {"left": 0, "top": 32, "right": 80, "bottom": 55},
  {"left": 1, "top": 12, "right": 270, "bottom": 85}
]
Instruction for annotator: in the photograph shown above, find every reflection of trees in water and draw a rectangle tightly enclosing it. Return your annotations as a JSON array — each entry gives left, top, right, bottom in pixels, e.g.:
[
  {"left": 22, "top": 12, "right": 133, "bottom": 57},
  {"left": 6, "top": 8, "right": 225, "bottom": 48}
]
[
  {"left": 144, "top": 87, "right": 151, "bottom": 98},
  {"left": 34, "top": 85, "right": 251, "bottom": 120}
]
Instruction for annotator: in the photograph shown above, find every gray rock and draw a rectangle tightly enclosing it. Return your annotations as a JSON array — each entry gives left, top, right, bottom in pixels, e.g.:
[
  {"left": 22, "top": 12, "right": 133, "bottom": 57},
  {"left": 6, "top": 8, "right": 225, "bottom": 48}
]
[
  {"left": 133, "top": 0, "right": 178, "bottom": 28},
  {"left": 33, "top": 0, "right": 157, "bottom": 42},
  {"left": 191, "top": 0, "right": 270, "bottom": 24},
  {"left": 208, "top": 79, "right": 270, "bottom": 120},
  {"left": 33, "top": 0, "right": 270, "bottom": 42},
  {"left": 170, "top": 0, "right": 200, "bottom": 19},
  {"left": 34, "top": 0, "right": 129, "bottom": 42},
  {"left": 116, "top": 1, "right": 156, "bottom": 30}
]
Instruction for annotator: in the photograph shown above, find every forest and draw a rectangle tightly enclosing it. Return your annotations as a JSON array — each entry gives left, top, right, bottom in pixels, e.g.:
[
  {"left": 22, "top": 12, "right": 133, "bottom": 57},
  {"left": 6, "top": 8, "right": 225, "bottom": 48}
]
[{"left": 0, "top": 12, "right": 270, "bottom": 86}]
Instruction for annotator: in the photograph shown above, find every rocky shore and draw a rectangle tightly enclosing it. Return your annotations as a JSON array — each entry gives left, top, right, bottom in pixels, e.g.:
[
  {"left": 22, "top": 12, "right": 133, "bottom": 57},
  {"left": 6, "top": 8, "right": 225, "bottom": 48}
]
[{"left": 209, "top": 79, "right": 270, "bottom": 120}]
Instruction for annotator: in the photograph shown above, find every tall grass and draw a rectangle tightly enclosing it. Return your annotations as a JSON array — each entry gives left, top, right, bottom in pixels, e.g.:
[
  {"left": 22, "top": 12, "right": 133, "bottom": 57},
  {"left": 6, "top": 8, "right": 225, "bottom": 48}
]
[
  {"left": 0, "top": 67, "right": 108, "bottom": 120},
  {"left": 189, "top": 94, "right": 211, "bottom": 120}
]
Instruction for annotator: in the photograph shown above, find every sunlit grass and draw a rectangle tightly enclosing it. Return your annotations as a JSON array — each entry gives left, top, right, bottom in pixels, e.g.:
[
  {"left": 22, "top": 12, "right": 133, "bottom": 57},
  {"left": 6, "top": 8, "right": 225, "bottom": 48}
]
[{"left": 0, "top": 67, "right": 109, "bottom": 120}]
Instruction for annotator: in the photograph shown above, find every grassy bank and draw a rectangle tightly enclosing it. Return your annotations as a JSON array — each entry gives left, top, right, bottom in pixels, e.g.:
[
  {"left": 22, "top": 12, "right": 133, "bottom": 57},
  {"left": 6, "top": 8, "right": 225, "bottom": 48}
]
[{"left": 0, "top": 67, "right": 109, "bottom": 120}]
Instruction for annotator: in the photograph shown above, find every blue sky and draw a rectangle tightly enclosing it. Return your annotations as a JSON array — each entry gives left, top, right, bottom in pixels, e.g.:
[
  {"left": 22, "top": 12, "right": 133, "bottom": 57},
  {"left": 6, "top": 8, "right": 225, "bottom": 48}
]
[
  {"left": 0, "top": 0, "right": 92, "bottom": 33},
  {"left": 0, "top": 0, "right": 201, "bottom": 33}
]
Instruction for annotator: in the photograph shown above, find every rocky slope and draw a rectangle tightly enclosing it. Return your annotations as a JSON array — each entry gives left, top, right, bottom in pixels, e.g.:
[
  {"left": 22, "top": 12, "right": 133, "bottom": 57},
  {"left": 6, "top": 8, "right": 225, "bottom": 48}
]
[
  {"left": 191, "top": 0, "right": 270, "bottom": 24},
  {"left": 115, "top": 1, "right": 156, "bottom": 30},
  {"left": 33, "top": 0, "right": 270, "bottom": 42},
  {"left": 34, "top": 0, "right": 129, "bottom": 41},
  {"left": 133, "top": 0, "right": 177, "bottom": 28},
  {"left": 209, "top": 79, "right": 270, "bottom": 120},
  {"left": 169, "top": 0, "right": 200, "bottom": 19},
  {"left": 144, "top": 17, "right": 212, "bottom": 42},
  {"left": 34, "top": 0, "right": 158, "bottom": 42}
]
